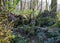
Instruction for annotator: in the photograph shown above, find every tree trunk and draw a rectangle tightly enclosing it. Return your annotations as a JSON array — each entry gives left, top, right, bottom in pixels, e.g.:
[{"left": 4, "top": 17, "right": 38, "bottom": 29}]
[
  {"left": 46, "top": 0, "right": 48, "bottom": 10},
  {"left": 51, "top": 0, "right": 57, "bottom": 12},
  {"left": 20, "top": 0, "right": 23, "bottom": 10},
  {"left": 0, "top": 0, "right": 2, "bottom": 6},
  {"left": 41, "top": 0, "right": 42, "bottom": 12},
  {"left": 0, "top": 0, "right": 1, "bottom": 6},
  {"left": 2, "top": 0, "right": 6, "bottom": 6},
  {"left": 29, "top": 0, "right": 32, "bottom": 23},
  {"left": 36, "top": 0, "right": 38, "bottom": 10}
]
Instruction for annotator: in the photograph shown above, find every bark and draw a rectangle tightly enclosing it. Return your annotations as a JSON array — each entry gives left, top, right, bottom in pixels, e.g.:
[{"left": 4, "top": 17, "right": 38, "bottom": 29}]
[
  {"left": 46, "top": 0, "right": 48, "bottom": 10},
  {"left": 41, "top": 0, "right": 42, "bottom": 12},
  {"left": 51, "top": 0, "right": 57, "bottom": 12},
  {"left": 20, "top": 0, "right": 23, "bottom": 10},
  {"left": 0, "top": 0, "right": 2, "bottom": 6},
  {"left": 2, "top": 0, "right": 6, "bottom": 6}
]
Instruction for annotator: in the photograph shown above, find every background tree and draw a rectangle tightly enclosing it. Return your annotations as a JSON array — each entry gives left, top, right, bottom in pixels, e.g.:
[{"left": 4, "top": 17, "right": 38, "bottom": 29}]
[
  {"left": 20, "top": 0, "right": 23, "bottom": 10},
  {"left": 51, "top": 0, "right": 57, "bottom": 12},
  {"left": 46, "top": 0, "right": 48, "bottom": 10},
  {"left": 0, "top": 0, "right": 3, "bottom": 6},
  {"left": 41, "top": 0, "right": 43, "bottom": 12}
]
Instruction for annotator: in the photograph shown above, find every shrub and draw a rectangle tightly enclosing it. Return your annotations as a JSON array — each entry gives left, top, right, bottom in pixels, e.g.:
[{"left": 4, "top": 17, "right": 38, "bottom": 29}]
[
  {"left": 37, "top": 17, "right": 54, "bottom": 27},
  {"left": 0, "top": 9, "right": 15, "bottom": 43},
  {"left": 10, "top": 34, "right": 29, "bottom": 43}
]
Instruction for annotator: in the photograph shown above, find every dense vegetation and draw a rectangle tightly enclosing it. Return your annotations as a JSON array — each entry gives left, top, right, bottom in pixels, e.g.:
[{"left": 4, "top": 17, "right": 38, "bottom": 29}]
[{"left": 0, "top": 0, "right": 60, "bottom": 43}]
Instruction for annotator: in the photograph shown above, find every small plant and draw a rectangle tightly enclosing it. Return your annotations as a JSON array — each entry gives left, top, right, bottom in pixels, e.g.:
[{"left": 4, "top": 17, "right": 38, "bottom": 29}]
[
  {"left": 11, "top": 35, "right": 29, "bottom": 43},
  {"left": 53, "top": 21, "right": 60, "bottom": 28}
]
